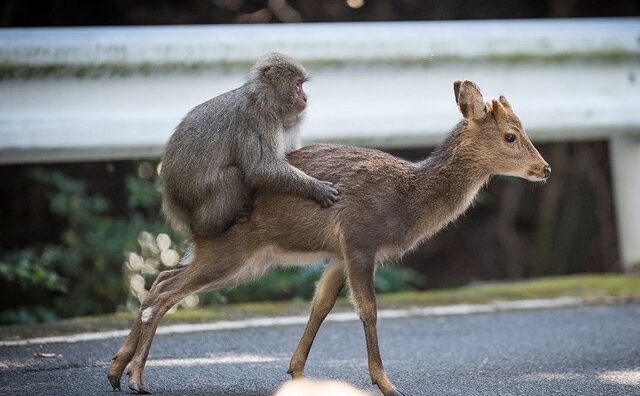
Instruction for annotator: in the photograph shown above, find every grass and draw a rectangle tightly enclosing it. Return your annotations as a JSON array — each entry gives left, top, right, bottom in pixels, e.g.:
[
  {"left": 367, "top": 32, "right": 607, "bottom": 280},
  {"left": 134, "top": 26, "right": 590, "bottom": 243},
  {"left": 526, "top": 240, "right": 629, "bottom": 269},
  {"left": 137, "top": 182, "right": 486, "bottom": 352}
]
[
  {"left": 2, "top": 273, "right": 639, "bottom": 341},
  {"left": 378, "top": 273, "right": 640, "bottom": 307}
]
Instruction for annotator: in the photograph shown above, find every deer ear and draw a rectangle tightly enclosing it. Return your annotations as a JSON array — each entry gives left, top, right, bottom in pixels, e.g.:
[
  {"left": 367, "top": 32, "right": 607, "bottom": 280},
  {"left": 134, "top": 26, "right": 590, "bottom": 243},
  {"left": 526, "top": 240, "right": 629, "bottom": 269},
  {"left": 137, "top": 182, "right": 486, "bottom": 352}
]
[
  {"left": 498, "top": 95, "right": 512, "bottom": 109},
  {"left": 453, "top": 80, "right": 462, "bottom": 105},
  {"left": 455, "top": 80, "right": 486, "bottom": 120}
]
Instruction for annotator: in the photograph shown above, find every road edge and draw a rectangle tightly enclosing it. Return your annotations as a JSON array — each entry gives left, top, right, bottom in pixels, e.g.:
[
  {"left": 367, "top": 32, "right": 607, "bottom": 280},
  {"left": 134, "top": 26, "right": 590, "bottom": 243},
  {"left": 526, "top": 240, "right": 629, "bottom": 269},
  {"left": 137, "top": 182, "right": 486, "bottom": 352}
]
[{"left": 0, "top": 296, "right": 601, "bottom": 347}]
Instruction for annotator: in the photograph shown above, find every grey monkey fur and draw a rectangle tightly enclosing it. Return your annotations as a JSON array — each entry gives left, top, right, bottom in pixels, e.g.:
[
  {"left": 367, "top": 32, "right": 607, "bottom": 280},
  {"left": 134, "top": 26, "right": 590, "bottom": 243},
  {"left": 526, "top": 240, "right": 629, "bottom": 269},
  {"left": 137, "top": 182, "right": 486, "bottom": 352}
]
[{"left": 160, "top": 52, "right": 339, "bottom": 236}]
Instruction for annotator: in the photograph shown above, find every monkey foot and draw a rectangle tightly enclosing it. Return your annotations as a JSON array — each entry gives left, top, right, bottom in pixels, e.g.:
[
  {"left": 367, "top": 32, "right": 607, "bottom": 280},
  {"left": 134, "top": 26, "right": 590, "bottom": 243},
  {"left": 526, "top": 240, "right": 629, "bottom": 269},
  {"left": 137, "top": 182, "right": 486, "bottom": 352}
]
[{"left": 128, "top": 381, "right": 151, "bottom": 394}]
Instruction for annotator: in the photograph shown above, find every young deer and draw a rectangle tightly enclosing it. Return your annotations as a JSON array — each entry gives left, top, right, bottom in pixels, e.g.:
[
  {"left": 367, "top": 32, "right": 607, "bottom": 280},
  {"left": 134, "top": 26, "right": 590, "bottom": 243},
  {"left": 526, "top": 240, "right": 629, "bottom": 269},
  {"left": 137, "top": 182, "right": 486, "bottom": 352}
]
[{"left": 108, "top": 80, "right": 550, "bottom": 395}]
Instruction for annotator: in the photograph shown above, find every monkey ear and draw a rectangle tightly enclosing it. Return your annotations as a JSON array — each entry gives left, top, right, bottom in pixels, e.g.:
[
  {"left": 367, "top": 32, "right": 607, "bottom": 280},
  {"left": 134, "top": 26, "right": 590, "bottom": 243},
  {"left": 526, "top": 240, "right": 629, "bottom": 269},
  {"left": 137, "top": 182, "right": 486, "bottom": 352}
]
[
  {"left": 262, "top": 66, "right": 277, "bottom": 84},
  {"left": 454, "top": 80, "right": 486, "bottom": 120}
]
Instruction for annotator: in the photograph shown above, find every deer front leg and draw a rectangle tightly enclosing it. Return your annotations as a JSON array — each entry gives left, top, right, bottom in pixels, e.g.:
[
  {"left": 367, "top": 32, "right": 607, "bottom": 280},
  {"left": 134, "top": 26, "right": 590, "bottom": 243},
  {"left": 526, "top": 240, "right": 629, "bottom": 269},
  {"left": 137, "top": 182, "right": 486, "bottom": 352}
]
[
  {"left": 288, "top": 258, "right": 345, "bottom": 378},
  {"left": 346, "top": 252, "right": 404, "bottom": 396}
]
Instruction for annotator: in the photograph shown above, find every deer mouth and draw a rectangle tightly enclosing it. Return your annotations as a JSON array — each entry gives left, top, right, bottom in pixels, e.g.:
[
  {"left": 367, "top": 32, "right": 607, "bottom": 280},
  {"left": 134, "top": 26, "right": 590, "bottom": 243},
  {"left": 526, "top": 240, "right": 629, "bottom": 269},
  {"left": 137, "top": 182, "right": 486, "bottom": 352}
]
[{"left": 526, "top": 170, "right": 549, "bottom": 182}]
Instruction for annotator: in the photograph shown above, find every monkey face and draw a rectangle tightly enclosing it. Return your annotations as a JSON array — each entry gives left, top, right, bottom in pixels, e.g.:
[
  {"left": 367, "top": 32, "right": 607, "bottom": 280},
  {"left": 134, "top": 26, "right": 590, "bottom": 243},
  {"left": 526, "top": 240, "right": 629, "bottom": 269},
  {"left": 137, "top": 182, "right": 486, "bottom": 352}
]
[
  {"left": 294, "top": 79, "right": 308, "bottom": 111},
  {"left": 248, "top": 52, "right": 310, "bottom": 115}
]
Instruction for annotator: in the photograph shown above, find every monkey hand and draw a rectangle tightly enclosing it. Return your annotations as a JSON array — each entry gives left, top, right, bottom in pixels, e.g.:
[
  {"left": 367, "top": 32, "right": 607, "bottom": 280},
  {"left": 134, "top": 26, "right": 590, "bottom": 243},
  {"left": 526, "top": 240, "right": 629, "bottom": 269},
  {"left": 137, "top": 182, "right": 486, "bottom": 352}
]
[{"left": 313, "top": 180, "right": 340, "bottom": 208}]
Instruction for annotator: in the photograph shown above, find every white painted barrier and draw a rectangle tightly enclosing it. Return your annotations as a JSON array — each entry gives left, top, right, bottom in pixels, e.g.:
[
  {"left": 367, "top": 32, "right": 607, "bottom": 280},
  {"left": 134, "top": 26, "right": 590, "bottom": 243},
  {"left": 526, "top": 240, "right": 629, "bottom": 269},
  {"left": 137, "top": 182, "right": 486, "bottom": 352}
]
[{"left": 0, "top": 18, "right": 639, "bottom": 269}]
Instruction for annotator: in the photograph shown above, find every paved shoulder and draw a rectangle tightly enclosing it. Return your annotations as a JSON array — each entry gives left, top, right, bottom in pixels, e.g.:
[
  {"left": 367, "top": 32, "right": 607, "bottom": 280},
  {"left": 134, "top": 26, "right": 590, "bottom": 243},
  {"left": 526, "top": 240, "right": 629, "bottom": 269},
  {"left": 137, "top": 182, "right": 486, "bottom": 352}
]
[{"left": 1, "top": 303, "right": 639, "bottom": 395}]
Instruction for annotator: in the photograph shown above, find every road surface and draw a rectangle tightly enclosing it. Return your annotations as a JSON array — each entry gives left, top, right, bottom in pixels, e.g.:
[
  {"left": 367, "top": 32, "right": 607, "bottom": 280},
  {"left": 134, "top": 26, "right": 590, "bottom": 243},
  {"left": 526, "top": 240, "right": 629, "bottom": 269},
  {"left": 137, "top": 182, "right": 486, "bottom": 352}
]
[{"left": 1, "top": 303, "right": 639, "bottom": 395}]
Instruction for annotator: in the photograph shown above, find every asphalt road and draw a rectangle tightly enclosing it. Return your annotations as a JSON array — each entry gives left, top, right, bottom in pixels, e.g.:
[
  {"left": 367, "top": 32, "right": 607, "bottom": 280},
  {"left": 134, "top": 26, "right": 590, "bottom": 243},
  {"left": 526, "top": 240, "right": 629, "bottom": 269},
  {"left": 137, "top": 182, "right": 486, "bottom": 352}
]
[{"left": 1, "top": 303, "right": 639, "bottom": 396}]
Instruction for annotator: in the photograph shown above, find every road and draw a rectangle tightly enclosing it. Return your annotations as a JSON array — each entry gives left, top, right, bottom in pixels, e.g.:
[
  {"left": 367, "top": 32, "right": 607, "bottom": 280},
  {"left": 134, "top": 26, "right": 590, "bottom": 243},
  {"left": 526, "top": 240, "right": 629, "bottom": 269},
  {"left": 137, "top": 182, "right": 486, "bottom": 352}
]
[{"left": 1, "top": 303, "right": 639, "bottom": 395}]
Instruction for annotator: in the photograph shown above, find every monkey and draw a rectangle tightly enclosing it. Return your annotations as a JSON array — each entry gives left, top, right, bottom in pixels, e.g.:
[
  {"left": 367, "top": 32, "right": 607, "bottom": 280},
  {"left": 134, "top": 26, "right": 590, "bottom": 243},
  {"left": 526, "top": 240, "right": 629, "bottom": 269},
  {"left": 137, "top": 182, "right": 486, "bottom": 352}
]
[{"left": 159, "top": 52, "right": 339, "bottom": 236}]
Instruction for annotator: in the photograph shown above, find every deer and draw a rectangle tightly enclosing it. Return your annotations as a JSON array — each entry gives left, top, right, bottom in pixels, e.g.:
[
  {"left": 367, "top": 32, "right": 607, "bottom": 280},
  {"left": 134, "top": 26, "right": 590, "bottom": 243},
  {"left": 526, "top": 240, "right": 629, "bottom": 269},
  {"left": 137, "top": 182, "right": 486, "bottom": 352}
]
[{"left": 107, "top": 80, "right": 550, "bottom": 396}]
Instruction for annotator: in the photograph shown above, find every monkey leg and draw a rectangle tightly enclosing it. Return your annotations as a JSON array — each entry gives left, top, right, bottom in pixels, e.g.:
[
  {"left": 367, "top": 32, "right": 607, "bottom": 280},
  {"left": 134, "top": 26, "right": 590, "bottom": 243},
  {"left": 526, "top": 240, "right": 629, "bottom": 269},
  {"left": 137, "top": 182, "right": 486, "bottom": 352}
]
[
  {"left": 191, "top": 167, "right": 251, "bottom": 236},
  {"left": 345, "top": 250, "right": 404, "bottom": 396},
  {"left": 107, "top": 267, "right": 186, "bottom": 391},
  {"left": 161, "top": 195, "right": 191, "bottom": 233},
  {"left": 288, "top": 259, "right": 345, "bottom": 378}
]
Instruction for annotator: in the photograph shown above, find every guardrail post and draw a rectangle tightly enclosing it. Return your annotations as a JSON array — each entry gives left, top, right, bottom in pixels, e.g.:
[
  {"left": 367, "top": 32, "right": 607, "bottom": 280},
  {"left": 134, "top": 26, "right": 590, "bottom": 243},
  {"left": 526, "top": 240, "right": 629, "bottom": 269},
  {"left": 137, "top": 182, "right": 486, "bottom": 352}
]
[{"left": 610, "top": 136, "right": 640, "bottom": 271}]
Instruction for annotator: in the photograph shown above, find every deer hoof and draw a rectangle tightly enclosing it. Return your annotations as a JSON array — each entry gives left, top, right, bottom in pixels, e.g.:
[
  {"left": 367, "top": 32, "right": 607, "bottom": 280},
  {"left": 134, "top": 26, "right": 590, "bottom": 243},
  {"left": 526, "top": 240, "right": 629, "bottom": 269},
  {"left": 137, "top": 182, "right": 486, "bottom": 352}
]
[
  {"left": 286, "top": 368, "right": 304, "bottom": 379},
  {"left": 107, "top": 373, "right": 121, "bottom": 391},
  {"left": 128, "top": 382, "right": 151, "bottom": 394}
]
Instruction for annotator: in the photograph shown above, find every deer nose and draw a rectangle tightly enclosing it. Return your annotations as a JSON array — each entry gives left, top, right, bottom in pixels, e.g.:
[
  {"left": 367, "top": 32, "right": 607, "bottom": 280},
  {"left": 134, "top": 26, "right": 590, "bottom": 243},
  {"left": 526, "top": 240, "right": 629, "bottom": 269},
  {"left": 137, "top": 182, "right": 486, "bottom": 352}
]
[{"left": 543, "top": 165, "right": 551, "bottom": 179}]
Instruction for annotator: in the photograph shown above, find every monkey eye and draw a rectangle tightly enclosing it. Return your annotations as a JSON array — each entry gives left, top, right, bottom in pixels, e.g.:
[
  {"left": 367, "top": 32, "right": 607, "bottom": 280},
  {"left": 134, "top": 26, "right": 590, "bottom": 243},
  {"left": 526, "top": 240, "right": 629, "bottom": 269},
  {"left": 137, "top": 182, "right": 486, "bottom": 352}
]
[{"left": 505, "top": 133, "right": 516, "bottom": 143}]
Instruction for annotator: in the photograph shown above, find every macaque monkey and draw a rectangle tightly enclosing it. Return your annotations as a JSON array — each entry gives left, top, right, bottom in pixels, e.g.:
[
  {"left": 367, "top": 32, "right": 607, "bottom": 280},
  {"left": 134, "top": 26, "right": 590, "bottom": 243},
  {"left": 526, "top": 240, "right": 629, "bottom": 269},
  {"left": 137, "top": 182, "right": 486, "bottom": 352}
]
[{"left": 160, "top": 52, "right": 339, "bottom": 236}]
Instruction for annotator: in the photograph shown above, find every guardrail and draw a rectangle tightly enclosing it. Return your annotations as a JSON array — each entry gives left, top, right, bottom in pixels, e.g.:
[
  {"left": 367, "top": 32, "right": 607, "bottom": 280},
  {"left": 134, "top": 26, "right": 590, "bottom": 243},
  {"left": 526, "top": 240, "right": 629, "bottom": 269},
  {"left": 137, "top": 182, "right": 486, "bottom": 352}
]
[{"left": 1, "top": 18, "right": 639, "bottom": 269}]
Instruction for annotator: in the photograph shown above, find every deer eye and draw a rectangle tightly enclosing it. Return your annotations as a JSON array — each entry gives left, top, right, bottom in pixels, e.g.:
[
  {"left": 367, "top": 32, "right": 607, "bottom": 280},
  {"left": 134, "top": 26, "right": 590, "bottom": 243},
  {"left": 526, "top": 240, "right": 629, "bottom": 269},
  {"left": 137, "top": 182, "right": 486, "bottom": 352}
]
[{"left": 505, "top": 133, "right": 516, "bottom": 143}]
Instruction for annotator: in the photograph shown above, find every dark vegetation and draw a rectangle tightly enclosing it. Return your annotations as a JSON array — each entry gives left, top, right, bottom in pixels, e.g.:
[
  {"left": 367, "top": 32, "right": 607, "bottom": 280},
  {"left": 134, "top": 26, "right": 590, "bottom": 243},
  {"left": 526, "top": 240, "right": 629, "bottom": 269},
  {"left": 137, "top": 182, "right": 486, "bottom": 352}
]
[
  {"left": 392, "top": 143, "right": 620, "bottom": 288},
  {"left": 2, "top": 0, "right": 638, "bottom": 27}
]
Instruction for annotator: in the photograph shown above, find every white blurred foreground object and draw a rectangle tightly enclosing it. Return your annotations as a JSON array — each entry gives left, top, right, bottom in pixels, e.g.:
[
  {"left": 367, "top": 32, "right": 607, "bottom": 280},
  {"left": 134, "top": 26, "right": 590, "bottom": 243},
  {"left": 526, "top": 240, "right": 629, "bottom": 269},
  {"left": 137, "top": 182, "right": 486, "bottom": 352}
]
[
  {"left": 274, "top": 379, "right": 371, "bottom": 396},
  {"left": 1, "top": 18, "right": 639, "bottom": 270}
]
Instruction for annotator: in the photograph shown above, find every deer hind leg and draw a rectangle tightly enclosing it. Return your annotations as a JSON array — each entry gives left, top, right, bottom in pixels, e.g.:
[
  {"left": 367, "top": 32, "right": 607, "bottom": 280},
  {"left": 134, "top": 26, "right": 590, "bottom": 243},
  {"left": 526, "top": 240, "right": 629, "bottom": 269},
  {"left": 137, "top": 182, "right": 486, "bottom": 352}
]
[
  {"left": 124, "top": 245, "right": 261, "bottom": 394},
  {"left": 288, "top": 258, "right": 345, "bottom": 379},
  {"left": 345, "top": 250, "right": 404, "bottom": 396},
  {"left": 107, "top": 267, "right": 186, "bottom": 391},
  {"left": 126, "top": 273, "right": 196, "bottom": 394}
]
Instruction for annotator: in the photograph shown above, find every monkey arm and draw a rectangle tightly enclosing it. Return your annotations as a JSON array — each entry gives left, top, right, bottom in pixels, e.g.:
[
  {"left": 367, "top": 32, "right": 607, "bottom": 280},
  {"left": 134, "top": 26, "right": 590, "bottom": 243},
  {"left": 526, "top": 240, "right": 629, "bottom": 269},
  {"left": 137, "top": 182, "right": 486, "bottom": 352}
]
[
  {"left": 244, "top": 149, "right": 321, "bottom": 197},
  {"left": 238, "top": 131, "right": 339, "bottom": 207},
  {"left": 246, "top": 155, "right": 339, "bottom": 208},
  {"left": 236, "top": 130, "right": 340, "bottom": 207}
]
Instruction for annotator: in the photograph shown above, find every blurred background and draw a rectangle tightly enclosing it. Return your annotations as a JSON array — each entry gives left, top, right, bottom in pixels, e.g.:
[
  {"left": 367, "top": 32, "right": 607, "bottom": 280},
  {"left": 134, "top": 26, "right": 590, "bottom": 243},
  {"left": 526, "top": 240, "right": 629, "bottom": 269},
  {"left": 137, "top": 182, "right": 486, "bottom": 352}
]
[{"left": 0, "top": 1, "right": 638, "bottom": 325}]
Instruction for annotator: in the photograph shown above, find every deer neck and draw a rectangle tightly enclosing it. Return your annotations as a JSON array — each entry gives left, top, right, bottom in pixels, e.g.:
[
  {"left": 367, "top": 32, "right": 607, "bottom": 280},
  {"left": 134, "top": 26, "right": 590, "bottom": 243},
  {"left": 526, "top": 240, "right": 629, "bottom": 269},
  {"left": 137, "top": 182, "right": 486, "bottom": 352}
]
[{"left": 409, "top": 123, "right": 490, "bottom": 238}]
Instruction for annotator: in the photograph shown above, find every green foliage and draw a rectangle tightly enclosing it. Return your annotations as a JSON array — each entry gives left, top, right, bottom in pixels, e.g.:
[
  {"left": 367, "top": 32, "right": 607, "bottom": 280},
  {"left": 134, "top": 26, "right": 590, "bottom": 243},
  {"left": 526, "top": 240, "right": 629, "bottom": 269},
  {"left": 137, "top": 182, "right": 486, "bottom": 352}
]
[
  {"left": 0, "top": 165, "right": 418, "bottom": 324},
  {"left": 126, "top": 174, "right": 161, "bottom": 210},
  {"left": 375, "top": 266, "right": 420, "bottom": 293},
  {"left": 218, "top": 265, "right": 325, "bottom": 304},
  {"left": 0, "top": 306, "right": 57, "bottom": 324},
  {"left": 0, "top": 167, "right": 179, "bottom": 324},
  {"left": 0, "top": 248, "right": 67, "bottom": 292},
  {"left": 210, "top": 264, "right": 419, "bottom": 304}
]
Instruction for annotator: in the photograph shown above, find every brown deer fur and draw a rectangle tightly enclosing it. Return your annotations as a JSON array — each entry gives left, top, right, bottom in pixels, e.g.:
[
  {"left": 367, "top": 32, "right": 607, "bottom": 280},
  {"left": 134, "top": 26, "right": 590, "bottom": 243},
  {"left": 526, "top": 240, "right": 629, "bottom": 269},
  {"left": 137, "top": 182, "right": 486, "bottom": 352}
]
[{"left": 108, "top": 80, "right": 549, "bottom": 396}]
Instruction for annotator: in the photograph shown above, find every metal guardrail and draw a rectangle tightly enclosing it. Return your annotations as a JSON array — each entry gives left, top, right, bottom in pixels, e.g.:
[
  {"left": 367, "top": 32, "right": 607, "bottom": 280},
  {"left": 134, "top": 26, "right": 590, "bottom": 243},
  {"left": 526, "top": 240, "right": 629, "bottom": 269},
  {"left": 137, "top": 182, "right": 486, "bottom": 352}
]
[
  {"left": 1, "top": 18, "right": 639, "bottom": 164},
  {"left": 2, "top": 19, "right": 638, "bottom": 69}
]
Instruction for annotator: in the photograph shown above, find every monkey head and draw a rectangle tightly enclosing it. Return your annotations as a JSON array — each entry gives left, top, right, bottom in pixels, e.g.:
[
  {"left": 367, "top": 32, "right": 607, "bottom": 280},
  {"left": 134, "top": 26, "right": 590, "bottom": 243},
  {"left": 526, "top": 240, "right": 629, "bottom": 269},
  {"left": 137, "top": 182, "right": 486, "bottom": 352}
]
[{"left": 248, "top": 52, "right": 310, "bottom": 114}]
